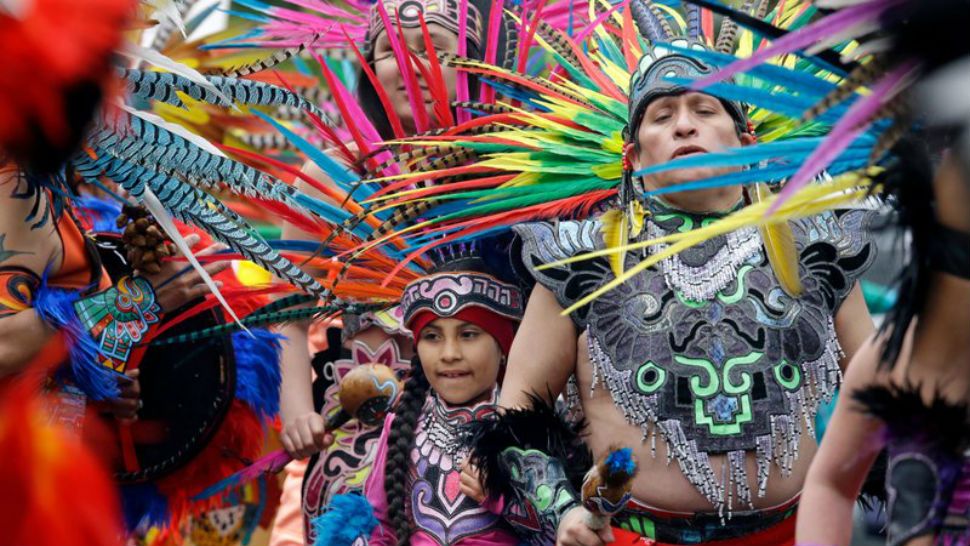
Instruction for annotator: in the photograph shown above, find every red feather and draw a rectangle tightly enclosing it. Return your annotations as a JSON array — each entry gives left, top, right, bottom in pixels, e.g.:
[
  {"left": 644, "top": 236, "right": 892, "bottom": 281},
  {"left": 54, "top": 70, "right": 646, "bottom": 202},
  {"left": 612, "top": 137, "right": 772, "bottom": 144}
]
[
  {"left": 0, "top": 0, "right": 133, "bottom": 168},
  {"left": 157, "top": 401, "right": 264, "bottom": 524}
]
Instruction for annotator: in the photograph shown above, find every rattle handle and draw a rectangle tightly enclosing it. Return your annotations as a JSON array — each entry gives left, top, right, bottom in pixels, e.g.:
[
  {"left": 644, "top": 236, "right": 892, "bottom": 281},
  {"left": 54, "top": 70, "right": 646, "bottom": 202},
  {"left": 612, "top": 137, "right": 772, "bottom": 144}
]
[
  {"left": 325, "top": 408, "right": 352, "bottom": 431},
  {"left": 582, "top": 508, "right": 609, "bottom": 531}
]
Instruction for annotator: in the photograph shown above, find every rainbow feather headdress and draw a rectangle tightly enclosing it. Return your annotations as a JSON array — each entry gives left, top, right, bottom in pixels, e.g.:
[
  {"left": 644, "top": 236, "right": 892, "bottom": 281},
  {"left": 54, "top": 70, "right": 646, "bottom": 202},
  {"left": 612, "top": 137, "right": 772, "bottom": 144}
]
[{"left": 298, "top": 0, "right": 908, "bottom": 311}]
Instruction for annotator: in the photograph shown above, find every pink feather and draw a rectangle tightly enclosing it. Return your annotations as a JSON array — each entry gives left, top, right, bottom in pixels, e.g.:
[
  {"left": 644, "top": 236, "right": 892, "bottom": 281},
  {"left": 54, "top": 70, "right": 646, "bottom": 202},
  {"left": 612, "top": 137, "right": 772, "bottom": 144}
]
[
  {"left": 480, "top": 0, "right": 505, "bottom": 104},
  {"left": 193, "top": 449, "right": 292, "bottom": 500},
  {"left": 376, "top": 3, "right": 429, "bottom": 132},
  {"left": 456, "top": 0, "right": 471, "bottom": 123}
]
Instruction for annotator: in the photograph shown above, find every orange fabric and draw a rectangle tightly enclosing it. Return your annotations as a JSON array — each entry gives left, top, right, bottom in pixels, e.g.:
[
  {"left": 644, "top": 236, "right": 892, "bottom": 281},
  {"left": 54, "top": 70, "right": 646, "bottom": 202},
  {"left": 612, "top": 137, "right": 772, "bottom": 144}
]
[
  {"left": 25, "top": 209, "right": 111, "bottom": 374},
  {"left": 268, "top": 458, "right": 309, "bottom": 546},
  {"left": 51, "top": 208, "right": 109, "bottom": 290},
  {"left": 608, "top": 515, "right": 796, "bottom": 546}
]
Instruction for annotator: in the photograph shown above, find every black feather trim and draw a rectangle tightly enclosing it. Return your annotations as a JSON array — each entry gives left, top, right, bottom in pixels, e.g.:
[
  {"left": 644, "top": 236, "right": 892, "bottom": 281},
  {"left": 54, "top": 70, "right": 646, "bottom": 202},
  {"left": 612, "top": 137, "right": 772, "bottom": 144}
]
[
  {"left": 852, "top": 383, "right": 970, "bottom": 456},
  {"left": 462, "top": 392, "right": 592, "bottom": 499}
]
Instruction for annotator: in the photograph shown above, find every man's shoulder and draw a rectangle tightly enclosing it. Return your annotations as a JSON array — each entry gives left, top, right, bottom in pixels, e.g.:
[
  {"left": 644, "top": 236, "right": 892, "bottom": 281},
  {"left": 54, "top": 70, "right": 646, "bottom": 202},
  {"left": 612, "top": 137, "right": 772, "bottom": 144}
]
[
  {"left": 513, "top": 218, "right": 603, "bottom": 265},
  {"left": 790, "top": 197, "right": 881, "bottom": 252}
]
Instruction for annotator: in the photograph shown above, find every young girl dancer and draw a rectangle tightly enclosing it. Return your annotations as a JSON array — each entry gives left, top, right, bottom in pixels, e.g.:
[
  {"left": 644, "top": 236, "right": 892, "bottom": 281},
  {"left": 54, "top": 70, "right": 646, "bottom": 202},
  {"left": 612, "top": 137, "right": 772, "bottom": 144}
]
[{"left": 364, "top": 262, "right": 524, "bottom": 546}]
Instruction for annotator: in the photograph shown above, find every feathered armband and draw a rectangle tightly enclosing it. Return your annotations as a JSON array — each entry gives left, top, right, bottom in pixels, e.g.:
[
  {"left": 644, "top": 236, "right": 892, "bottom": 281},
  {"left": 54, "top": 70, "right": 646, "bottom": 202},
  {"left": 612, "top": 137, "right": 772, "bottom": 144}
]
[
  {"left": 35, "top": 274, "right": 161, "bottom": 400},
  {"left": 463, "top": 393, "right": 592, "bottom": 545}
]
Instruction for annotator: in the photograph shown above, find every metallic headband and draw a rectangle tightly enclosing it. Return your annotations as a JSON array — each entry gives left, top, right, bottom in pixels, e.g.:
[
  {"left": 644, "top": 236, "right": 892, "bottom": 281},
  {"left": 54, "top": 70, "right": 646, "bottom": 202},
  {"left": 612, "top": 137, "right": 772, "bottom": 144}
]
[
  {"left": 399, "top": 271, "right": 523, "bottom": 327},
  {"left": 627, "top": 39, "right": 748, "bottom": 142},
  {"left": 366, "top": 0, "right": 484, "bottom": 50}
]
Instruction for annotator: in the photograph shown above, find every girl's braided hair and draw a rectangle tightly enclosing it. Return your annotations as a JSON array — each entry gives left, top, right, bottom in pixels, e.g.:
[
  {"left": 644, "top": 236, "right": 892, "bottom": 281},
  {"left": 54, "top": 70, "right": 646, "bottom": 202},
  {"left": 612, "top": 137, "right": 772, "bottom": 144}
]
[{"left": 383, "top": 355, "right": 430, "bottom": 545}]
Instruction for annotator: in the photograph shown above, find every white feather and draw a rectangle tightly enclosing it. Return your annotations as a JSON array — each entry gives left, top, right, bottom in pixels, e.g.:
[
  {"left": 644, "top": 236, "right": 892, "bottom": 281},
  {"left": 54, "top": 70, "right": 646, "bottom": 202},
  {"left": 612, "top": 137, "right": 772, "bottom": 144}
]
[
  {"left": 805, "top": 19, "right": 880, "bottom": 56},
  {"left": 142, "top": 187, "right": 250, "bottom": 334},
  {"left": 147, "top": 0, "right": 188, "bottom": 38},
  {"left": 120, "top": 103, "right": 227, "bottom": 158},
  {"left": 840, "top": 37, "right": 892, "bottom": 62}
]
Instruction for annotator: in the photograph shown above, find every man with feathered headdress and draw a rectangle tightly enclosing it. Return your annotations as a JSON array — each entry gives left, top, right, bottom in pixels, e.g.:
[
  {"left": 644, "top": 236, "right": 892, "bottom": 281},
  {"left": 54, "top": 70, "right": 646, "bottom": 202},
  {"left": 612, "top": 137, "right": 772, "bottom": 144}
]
[{"left": 462, "top": 2, "right": 879, "bottom": 545}]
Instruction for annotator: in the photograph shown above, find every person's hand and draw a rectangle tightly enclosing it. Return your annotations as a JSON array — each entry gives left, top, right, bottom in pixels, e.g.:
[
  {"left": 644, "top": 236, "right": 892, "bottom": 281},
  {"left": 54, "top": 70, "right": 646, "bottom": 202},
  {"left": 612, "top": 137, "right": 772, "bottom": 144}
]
[
  {"left": 557, "top": 506, "right": 614, "bottom": 546},
  {"left": 97, "top": 369, "right": 141, "bottom": 421},
  {"left": 459, "top": 461, "right": 486, "bottom": 503},
  {"left": 280, "top": 411, "right": 334, "bottom": 460},
  {"left": 139, "top": 234, "right": 230, "bottom": 313}
]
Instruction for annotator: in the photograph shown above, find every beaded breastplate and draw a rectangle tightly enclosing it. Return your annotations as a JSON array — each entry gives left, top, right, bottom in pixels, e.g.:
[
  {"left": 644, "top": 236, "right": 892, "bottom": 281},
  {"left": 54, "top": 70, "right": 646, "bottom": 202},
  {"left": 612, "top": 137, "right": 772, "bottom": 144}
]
[
  {"left": 514, "top": 204, "right": 875, "bottom": 514},
  {"left": 409, "top": 391, "right": 504, "bottom": 545}
]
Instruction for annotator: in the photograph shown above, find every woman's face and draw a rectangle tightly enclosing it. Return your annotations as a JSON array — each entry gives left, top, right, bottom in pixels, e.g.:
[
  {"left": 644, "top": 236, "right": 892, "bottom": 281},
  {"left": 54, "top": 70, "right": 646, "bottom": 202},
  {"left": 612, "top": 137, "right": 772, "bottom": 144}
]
[
  {"left": 372, "top": 22, "right": 460, "bottom": 134},
  {"left": 416, "top": 317, "right": 503, "bottom": 406}
]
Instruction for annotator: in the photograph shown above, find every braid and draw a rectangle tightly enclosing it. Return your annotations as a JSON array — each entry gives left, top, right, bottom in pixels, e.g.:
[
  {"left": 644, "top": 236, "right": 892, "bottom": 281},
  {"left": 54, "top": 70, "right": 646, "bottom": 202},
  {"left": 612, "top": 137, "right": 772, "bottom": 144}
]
[{"left": 384, "top": 356, "right": 430, "bottom": 545}]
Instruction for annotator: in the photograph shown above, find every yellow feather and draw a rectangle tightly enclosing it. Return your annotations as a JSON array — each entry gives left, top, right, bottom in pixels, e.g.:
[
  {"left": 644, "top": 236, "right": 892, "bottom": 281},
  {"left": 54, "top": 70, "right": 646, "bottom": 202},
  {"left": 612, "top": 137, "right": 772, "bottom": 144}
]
[
  {"left": 591, "top": 162, "right": 623, "bottom": 180},
  {"left": 600, "top": 209, "right": 629, "bottom": 276},
  {"left": 752, "top": 183, "right": 803, "bottom": 297}
]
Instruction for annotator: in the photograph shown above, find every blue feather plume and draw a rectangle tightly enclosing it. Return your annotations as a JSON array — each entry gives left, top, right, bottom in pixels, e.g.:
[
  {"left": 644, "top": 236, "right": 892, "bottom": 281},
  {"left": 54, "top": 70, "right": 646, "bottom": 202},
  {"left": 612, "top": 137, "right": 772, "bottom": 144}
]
[
  {"left": 34, "top": 274, "right": 121, "bottom": 401},
  {"left": 605, "top": 447, "right": 636, "bottom": 475},
  {"left": 120, "top": 483, "right": 170, "bottom": 531},
  {"left": 311, "top": 493, "right": 378, "bottom": 546},
  {"left": 232, "top": 329, "right": 283, "bottom": 420}
]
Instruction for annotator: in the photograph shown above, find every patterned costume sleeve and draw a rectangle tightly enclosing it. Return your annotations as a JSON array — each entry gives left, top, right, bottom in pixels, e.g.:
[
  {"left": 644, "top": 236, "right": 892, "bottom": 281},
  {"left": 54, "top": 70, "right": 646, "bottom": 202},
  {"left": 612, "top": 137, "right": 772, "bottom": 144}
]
[
  {"left": 32, "top": 274, "right": 162, "bottom": 400},
  {"left": 512, "top": 220, "right": 611, "bottom": 329},
  {"left": 362, "top": 413, "right": 396, "bottom": 546},
  {"left": 791, "top": 205, "right": 879, "bottom": 314}
]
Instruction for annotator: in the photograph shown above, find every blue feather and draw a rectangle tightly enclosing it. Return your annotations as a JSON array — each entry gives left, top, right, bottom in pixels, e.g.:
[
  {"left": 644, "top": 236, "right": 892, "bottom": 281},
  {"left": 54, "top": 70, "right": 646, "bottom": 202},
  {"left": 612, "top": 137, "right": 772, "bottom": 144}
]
[
  {"left": 664, "top": 77, "right": 847, "bottom": 123},
  {"left": 120, "top": 483, "right": 170, "bottom": 531},
  {"left": 34, "top": 274, "right": 121, "bottom": 401},
  {"left": 75, "top": 196, "right": 124, "bottom": 234},
  {"left": 605, "top": 447, "right": 636, "bottom": 475},
  {"left": 632, "top": 137, "right": 876, "bottom": 177},
  {"left": 481, "top": 81, "right": 549, "bottom": 112},
  {"left": 232, "top": 0, "right": 274, "bottom": 13},
  {"left": 643, "top": 155, "right": 872, "bottom": 196},
  {"left": 184, "top": 2, "right": 223, "bottom": 35},
  {"left": 201, "top": 29, "right": 268, "bottom": 50},
  {"left": 663, "top": 43, "right": 840, "bottom": 97},
  {"left": 311, "top": 494, "right": 378, "bottom": 546},
  {"left": 232, "top": 329, "right": 283, "bottom": 420},
  {"left": 267, "top": 239, "right": 339, "bottom": 255},
  {"left": 292, "top": 193, "right": 357, "bottom": 226}
]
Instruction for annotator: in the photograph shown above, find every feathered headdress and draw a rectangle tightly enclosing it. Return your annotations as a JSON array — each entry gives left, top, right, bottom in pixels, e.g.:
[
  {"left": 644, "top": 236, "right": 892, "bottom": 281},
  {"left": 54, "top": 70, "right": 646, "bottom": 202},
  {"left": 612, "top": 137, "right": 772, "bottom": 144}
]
[{"left": 327, "top": 0, "right": 875, "bottom": 296}]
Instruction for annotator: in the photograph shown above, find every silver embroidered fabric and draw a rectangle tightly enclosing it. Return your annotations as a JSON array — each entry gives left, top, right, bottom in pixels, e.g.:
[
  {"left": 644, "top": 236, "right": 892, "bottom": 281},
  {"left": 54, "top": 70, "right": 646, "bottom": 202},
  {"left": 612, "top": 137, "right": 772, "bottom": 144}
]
[
  {"left": 516, "top": 207, "right": 876, "bottom": 517},
  {"left": 646, "top": 222, "right": 763, "bottom": 302},
  {"left": 588, "top": 318, "right": 844, "bottom": 515}
]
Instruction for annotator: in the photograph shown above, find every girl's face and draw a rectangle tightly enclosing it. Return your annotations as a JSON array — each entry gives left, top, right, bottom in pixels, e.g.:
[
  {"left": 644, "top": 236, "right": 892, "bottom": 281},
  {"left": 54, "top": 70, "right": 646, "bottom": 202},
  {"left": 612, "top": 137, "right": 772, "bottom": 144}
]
[
  {"left": 416, "top": 317, "right": 503, "bottom": 405},
  {"left": 371, "top": 23, "right": 460, "bottom": 134}
]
